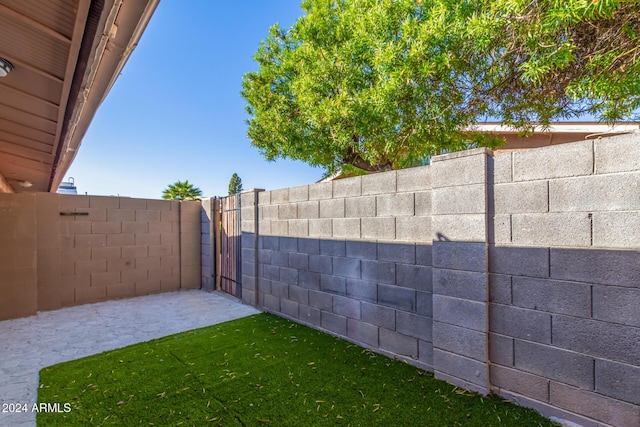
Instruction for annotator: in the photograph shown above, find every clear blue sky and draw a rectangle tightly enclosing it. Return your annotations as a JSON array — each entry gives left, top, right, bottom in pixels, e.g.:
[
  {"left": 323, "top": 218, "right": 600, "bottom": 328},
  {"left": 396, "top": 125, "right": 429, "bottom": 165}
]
[{"left": 66, "top": 0, "right": 321, "bottom": 199}]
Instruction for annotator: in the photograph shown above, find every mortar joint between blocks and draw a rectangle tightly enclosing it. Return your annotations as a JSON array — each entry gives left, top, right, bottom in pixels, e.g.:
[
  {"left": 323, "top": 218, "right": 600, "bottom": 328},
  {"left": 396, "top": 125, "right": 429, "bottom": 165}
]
[
  {"left": 588, "top": 212, "right": 593, "bottom": 246},
  {"left": 510, "top": 152, "right": 514, "bottom": 182},
  {"left": 591, "top": 141, "right": 595, "bottom": 175},
  {"left": 546, "top": 181, "right": 550, "bottom": 213}
]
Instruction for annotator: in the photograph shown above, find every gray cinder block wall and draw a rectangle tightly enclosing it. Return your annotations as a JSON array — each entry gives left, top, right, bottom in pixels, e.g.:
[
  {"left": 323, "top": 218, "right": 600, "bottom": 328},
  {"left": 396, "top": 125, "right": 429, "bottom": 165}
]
[
  {"left": 430, "top": 149, "right": 491, "bottom": 394},
  {"left": 239, "top": 134, "right": 640, "bottom": 427},
  {"left": 201, "top": 198, "right": 214, "bottom": 291},
  {"left": 241, "top": 169, "right": 435, "bottom": 372},
  {"left": 487, "top": 134, "right": 640, "bottom": 427}
]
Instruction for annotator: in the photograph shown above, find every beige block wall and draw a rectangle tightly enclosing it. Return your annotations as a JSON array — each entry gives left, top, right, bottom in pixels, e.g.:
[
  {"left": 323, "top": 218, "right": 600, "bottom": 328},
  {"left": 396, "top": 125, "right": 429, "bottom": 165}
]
[
  {"left": 0, "top": 194, "right": 201, "bottom": 321},
  {"left": 0, "top": 193, "right": 37, "bottom": 320},
  {"left": 180, "top": 201, "right": 203, "bottom": 289}
]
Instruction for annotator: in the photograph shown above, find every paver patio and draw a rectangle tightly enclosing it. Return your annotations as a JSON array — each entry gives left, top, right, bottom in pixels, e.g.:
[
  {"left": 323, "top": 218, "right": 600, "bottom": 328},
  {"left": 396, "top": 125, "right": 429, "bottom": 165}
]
[{"left": 0, "top": 290, "right": 259, "bottom": 427}]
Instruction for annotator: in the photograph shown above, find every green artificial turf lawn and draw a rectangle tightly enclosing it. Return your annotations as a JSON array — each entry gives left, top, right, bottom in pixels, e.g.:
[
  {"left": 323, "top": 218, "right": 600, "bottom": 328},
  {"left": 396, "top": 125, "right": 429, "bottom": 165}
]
[{"left": 38, "top": 313, "right": 558, "bottom": 426}]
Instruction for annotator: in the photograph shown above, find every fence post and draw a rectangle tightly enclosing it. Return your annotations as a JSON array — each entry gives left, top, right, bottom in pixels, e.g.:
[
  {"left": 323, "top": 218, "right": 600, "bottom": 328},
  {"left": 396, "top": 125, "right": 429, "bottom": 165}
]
[
  {"left": 430, "top": 148, "right": 491, "bottom": 395},
  {"left": 200, "top": 198, "right": 216, "bottom": 291},
  {"left": 213, "top": 197, "right": 221, "bottom": 290},
  {"left": 239, "top": 189, "right": 264, "bottom": 306}
]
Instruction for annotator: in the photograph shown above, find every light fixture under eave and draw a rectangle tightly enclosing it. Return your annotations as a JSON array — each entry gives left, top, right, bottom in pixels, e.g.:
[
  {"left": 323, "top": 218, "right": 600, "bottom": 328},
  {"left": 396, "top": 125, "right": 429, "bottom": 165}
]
[
  {"left": 18, "top": 180, "right": 33, "bottom": 188},
  {"left": 0, "top": 58, "right": 13, "bottom": 77}
]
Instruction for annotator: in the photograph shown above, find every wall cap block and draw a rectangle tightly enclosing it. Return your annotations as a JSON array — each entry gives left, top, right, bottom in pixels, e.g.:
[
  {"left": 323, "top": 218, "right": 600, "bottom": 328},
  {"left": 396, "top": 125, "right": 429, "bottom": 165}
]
[{"left": 432, "top": 147, "right": 491, "bottom": 162}]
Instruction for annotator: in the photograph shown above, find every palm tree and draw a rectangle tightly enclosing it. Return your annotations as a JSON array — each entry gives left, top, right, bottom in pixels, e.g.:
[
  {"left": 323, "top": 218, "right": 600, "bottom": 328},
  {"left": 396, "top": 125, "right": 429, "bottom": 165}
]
[{"left": 162, "top": 180, "right": 203, "bottom": 201}]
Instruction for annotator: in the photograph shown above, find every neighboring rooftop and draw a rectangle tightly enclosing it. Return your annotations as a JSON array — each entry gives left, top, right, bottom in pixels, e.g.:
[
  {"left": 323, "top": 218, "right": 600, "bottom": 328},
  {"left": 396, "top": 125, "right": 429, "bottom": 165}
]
[{"left": 477, "top": 121, "right": 639, "bottom": 151}]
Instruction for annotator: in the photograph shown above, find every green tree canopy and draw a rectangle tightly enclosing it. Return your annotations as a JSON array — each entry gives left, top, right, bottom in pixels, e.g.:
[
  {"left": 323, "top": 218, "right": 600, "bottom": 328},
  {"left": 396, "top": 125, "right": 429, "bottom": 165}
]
[
  {"left": 162, "top": 180, "right": 203, "bottom": 201},
  {"left": 228, "top": 173, "right": 243, "bottom": 195},
  {"left": 242, "top": 0, "right": 639, "bottom": 173}
]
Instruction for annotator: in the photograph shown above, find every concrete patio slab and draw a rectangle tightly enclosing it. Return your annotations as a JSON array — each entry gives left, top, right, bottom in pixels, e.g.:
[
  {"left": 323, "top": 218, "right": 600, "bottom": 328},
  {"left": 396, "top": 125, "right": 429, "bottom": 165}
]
[{"left": 0, "top": 290, "right": 260, "bottom": 426}]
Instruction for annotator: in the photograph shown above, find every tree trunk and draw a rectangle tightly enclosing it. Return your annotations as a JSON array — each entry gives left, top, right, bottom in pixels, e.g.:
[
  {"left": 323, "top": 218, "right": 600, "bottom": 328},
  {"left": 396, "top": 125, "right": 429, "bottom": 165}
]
[{"left": 342, "top": 145, "right": 393, "bottom": 173}]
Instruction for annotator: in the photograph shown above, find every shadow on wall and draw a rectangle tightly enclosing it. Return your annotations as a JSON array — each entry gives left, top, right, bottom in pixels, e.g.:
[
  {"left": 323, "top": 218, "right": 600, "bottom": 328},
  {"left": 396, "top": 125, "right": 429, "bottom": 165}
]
[
  {"left": 487, "top": 244, "right": 640, "bottom": 427},
  {"left": 243, "top": 233, "right": 437, "bottom": 386},
  {"left": 241, "top": 233, "right": 640, "bottom": 427}
]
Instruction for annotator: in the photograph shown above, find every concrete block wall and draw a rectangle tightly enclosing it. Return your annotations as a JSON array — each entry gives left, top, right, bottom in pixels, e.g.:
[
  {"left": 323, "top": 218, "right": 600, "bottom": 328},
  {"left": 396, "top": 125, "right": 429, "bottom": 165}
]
[
  {"left": 180, "top": 201, "right": 203, "bottom": 289},
  {"left": 0, "top": 194, "right": 202, "bottom": 321},
  {"left": 241, "top": 189, "right": 261, "bottom": 307},
  {"left": 201, "top": 198, "right": 214, "bottom": 291},
  {"left": 242, "top": 168, "right": 434, "bottom": 372},
  {"left": 487, "top": 134, "right": 640, "bottom": 427},
  {"left": 240, "top": 133, "right": 640, "bottom": 427},
  {"left": 0, "top": 193, "right": 38, "bottom": 319},
  {"left": 430, "top": 148, "right": 490, "bottom": 394}
]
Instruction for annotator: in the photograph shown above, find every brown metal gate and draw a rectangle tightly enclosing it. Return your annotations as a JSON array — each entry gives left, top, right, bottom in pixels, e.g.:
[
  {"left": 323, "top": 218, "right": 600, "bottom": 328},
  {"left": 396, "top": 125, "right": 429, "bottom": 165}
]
[{"left": 214, "top": 194, "right": 242, "bottom": 298}]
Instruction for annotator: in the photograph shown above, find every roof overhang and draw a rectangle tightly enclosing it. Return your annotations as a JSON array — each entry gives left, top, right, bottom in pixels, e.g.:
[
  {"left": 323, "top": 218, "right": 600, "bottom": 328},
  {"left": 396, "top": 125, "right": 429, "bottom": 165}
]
[{"left": 0, "top": 0, "right": 159, "bottom": 193}]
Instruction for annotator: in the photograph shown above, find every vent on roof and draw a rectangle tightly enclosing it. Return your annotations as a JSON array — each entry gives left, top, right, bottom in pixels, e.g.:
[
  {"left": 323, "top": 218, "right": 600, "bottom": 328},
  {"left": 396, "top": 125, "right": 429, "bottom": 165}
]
[{"left": 58, "top": 177, "right": 77, "bottom": 195}]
